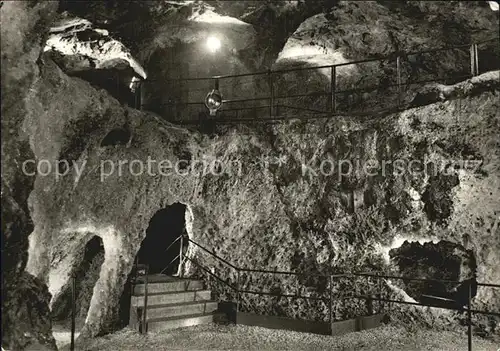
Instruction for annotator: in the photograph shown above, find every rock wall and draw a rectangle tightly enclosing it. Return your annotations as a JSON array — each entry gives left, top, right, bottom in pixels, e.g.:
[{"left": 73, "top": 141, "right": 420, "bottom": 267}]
[
  {"left": 24, "top": 51, "right": 500, "bottom": 344},
  {"left": 2, "top": 1, "right": 499, "bottom": 349},
  {"left": 274, "top": 1, "right": 500, "bottom": 114},
  {"left": 1, "top": 1, "right": 59, "bottom": 350}
]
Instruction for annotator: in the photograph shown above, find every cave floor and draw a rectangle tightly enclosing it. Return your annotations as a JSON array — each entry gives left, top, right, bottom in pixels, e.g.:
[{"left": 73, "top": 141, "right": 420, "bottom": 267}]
[
  {"left": 84, "top": 323, "right": 499, "bottom": 351},
  {"left": 53, "top": 324, "right": 81, "bottom": 350}
]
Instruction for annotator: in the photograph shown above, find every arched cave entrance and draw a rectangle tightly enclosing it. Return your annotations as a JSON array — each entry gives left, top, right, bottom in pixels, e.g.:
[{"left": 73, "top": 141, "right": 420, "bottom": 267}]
[
  {"left": 51, "top": 236, "right": 104, "bottom": 342},
  {"left": 389, "top": 240, "right": 477, "bottom": 309},
  {"left": 137, "top": 202, "right": 189, "bottom": 275},
  {"left": 109, "top": 203, "right": 191, "bottom": 333}
]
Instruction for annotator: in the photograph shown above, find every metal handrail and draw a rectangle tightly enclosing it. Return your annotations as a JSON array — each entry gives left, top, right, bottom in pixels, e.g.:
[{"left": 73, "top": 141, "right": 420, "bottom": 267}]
[
  {"left": 186, "top": 237, "right": 239, "bottom": 271},
  {"left": 159, "top": 235, "right": 184, "bottom": 275},
  {"left": 159, "top": 253, "right": 181, "bottom": 275},
  {"left": 163, "top": 235, "right": 182, "bottom": 254},
  {"left": 168, "top": 234, "right": 499, "bottom": 350},
  {"left": 183, "top": 254, "right": 238, "bottom": 291},
  {"left": 183, "top": 233, "right": 500, "bottom": 297},
  {"left": 238, "top": 266, "right": 331, "bottom": 277},
  {"left": 166, "top": 106, "right": 400, "bottom": 125},
  {"left": 139, "top": 70, "right": 479, "bottom": 123},
  {"left": 133, "top": 37, "right": 498, "bottom": 124},
  {"left": 138, "top": 38, "right": 498, "bottom": 83},
  {"left": 141, "top": 71, "right": 473, "bottom": 108},
  {"left": 238, "top": 288, "right": 326, "bottom": 302},
  {"left": 181, "top": 235, "right": 499, "bottom": 320},
  {"left": 349, "top": 271, "right": 500, "bottom": 287},
  {"left": 340, "top": 293, "right": 500, "bottom": 318}
]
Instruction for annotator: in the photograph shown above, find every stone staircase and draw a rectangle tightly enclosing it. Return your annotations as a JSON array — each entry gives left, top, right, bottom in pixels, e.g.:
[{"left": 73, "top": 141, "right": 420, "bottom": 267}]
[{"left": 130, "top": 274, "right": 218, "bottom": 332}]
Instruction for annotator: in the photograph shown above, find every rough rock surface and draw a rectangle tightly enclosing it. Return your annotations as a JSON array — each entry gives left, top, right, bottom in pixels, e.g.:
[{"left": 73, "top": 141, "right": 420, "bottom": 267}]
[
  {"left": 274, "top": 1, "right": 500, "bottom": 113},
  {"left": 54, "top": 1, "right": 332, "bottom": 115},
  {"left": 2, "top": 1, "right": 500, "bottom": 349},
  {"left": 279, "top": 1, "right": 499, "bottom": 67},
  {"left": 52, "top": 2, "right": 500, "bottom": 118},
  {"left": 1, "top": 1, "right": 60, "bottom": 349},
  {"left": 44, "top": 14, "right": 146, "bottom": 79},
  {"left": 23, "top": 52, "right": 500, "bottom": 346},
  {"left": 58, "top": 1, "right": 328, "bottom": 68}
]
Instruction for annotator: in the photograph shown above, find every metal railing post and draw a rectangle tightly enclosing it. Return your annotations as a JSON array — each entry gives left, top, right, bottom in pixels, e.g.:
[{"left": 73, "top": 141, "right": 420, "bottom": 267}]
[
  {"left": 470, "top": 44, "right": 474, "bottom": 76},
  {"left": 136, "top": 80, "right": 143, "bottom": 111},
  {"left": 396, "top": 55, "right": 402, "bottom": 107},
  {"left": 70, "top": 272, "right": 76, "bottom": 351},
  {"left": 116, "top": 73, "right": 120, "bottom": 98},
  {"left": 367, "top": 287, "right": 374, "bottom": 316},
  {"left": 330, "top": 66, "right": 336, "bottom": 113},
  {"left": 236, "top": 270, "right": 241, "bottom": 313},
  {"left": 142, "top": 265, "right": 149, "bottom": 334},
  {"left": 268, "top": 69, "right": 274, "bottom": 118},
  {"left": 236, "top": 269, "right": 241, "bottom": 324},
  {"left": 129, "top": 262, "right": 140, "bottom": 331},
  {"left": 139, "top": 81, "right": 144, "bottom": 111},
  {"left": 467, "top": 281, "right": 472, "bottom": 351},
  {"left": 179, "top": 234, "right": 184, "bottom": 278},
  {"left": 377, "top": 275, "right": 382, "bottom": 314},
  {"left": 329, "top": 274, "right": 333, "bottom": 335},
  {"left": 474, "top": 43, "right": 479, "bottom": 76},
  {"left": 134, "top": 82, "right": 139, "bottom": 109}
]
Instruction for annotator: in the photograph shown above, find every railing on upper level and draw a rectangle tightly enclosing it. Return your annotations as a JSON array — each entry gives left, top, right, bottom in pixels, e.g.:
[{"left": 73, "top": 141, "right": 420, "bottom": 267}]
[
  {"left": 159, "top": 233, "right": 500, "bottom": 351},
  {"left": 133, "top": 38, "right": 499, "bottom": 124}
]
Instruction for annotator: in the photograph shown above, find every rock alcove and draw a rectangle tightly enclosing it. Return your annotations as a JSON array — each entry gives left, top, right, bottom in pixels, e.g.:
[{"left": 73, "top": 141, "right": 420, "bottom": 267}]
[
  {"left": 100, "top": 127, "right": 131, "bottom": 147},
  {"left": 389, "top": 240, "right": 477, "bottom": 309}
]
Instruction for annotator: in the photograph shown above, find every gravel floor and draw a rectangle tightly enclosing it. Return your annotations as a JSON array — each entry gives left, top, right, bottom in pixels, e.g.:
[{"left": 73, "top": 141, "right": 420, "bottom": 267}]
[
  {"left": 85, "top": 323, "right": 500, "bottom": 351},
  {"left": 52, "top": 324, "right": 80, "bottom": 350}
]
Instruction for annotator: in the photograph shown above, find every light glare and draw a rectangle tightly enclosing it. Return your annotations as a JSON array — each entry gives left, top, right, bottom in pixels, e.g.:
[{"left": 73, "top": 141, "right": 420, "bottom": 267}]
[
  {"left": 206, "top": 36, "right": 221, "bottom": 53},
  {"left": 488, "top": 1, "right": 499, "bottom": 11}
]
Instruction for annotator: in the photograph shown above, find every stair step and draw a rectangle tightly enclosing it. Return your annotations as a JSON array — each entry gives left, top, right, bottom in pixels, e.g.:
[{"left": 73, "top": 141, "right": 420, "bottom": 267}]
[
  {"left": 131, "top": 290, "right": 212, "bottom": 307},
  {"left": 133, "top": 279, "right": 204, "bottom": 295},
  {"left": 146, "top": 312, "right": 216, "bottom": 332},
  {"left": 145, "top": 300, "right": 218, "bottom": 320}
]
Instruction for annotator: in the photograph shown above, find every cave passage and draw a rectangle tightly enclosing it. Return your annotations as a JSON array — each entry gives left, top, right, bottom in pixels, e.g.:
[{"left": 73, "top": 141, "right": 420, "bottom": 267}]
[
  {"left": 52, "top": 236, "right": 105, "bottom": 330},
  {"left": 389, "top": 240, "right": 477, "bottom": 309},
  {"left": 137, "top": 202, "right": 188, "bottom": 275}
]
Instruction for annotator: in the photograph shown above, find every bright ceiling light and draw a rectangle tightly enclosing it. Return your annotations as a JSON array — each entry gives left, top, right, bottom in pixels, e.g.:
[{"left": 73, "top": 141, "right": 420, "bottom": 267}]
[
  {"left": 206, "top": 36, "right": 221, "bottom": 53},
  {"left": 487, "top": 1, "right": 499, "bottom": 11}
]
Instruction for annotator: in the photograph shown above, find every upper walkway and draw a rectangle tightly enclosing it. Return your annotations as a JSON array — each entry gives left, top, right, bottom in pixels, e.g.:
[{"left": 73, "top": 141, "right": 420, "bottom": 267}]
[{"left": 134, "top": 38, "right": 499, "bottom": 125}]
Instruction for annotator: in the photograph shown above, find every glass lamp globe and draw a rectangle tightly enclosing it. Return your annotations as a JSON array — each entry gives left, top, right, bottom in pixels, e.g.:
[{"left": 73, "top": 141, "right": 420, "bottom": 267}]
[{"left": 204, "top": 89, "right": 223, "bottom": 116}]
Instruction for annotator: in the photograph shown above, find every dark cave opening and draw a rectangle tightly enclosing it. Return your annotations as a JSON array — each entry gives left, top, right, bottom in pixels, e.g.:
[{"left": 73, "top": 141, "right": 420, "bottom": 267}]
[
  {"left": 68, "top": 67, "right": 140, "bottom": 107},
  {"left": 51, "top": 236, "right": 105, "bottom": 330},
  {"left": 108, "top": 203, "right": 190, "bottom": 333},
  {"left": 137, "top": 202, "right": 188, "bottom": 275},
  {"left": 100, "top": 128, "right": 131, "bottom": 147},
  {"left": 389, "top": 240, "right": 477, "bottom": 309}
]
